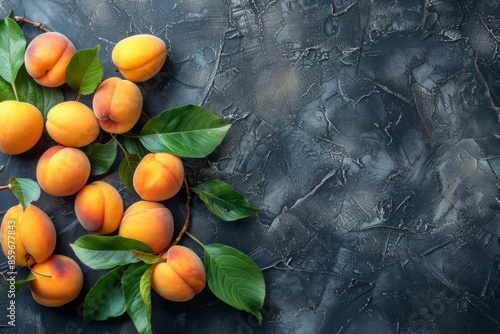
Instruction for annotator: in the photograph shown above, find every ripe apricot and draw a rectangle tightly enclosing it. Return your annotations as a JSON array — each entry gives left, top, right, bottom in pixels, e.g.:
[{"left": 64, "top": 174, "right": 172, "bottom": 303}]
[
  {"left": 112, "top": 34, "right": 167, "bottom": 82},
  {"left": 118, "top": 201, "right": 174, "bottom": 253},
  {"left": 0, "top": 204, "right": 56, "bottom": 267},
  {"left": 133, "top": 152, "right": 184, "bottom": 201},
  {"left": 74, "top": 181, "right": 124, "bottom": 235},
  {"left": 0, "top": 100, "right": 44, "bottom": 155},
  {"left": 25, "top": 31, "right": 76, "bottom": 87},
  {"left": 36, "top": 145, "right": 91, "bottom": 197},
  {"left": 28, "top": 254, "right": 84, "bottom": 307},
  {"left": 92, "top": 77, "right": 143, "bottom": 134},
  {"left": 151, "top": 245, "right": 206, "bottom": 302},
  {"left": 46, "top": 101, "right": 100, "bottom": 147}
]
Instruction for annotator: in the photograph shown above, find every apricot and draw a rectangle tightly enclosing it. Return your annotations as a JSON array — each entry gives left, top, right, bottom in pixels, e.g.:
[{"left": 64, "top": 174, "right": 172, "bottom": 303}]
[
  {"left": 92, "top": 77, "right": 143, "bottom": 134},
  {"left": 0, "top": 100, "right": 44, "bottom": 155},
  {"left": 25, "top": 31, "right": 76, "bottom": 87},
  {"left": 151, "top": 245, "right": 206, "bottom": 302},
  {"left": 74, "top": 181, "right": 124, "bottom": 235},
  {"left": 0, "top": 204, "right": 56, "bottom": 267},
  {"left": 46, "top": 101, "right": 100, "bottom": 147},
  {"left": 133, "top": 152, "right": 184, "bottom": 201},
  {"left": 28, "top": 254, "right": 84, "bottom": 307},
  {"left": 118, "top": 201, "right": 174, "bottom": 253},
  {"left": 36, "top": 145, "right": 91, "bottom": 197},
  {"left": 111, "top": 34, "right": 167, "bottom": 82}
]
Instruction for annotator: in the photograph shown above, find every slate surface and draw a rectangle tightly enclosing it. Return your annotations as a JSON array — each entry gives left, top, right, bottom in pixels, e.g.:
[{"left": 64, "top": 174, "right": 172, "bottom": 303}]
[{"left": 1, "top": 1, "right": 500, "bottom": 333}]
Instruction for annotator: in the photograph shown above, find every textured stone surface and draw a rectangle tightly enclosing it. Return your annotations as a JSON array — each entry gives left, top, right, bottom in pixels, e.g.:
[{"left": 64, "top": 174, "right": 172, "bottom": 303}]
[{"left": 1, "top": 0, "right": 500, "bottom": 333}]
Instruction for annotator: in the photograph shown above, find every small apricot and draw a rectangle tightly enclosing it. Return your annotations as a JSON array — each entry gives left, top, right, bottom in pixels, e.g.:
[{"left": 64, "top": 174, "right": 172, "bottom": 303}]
[
  {"left": 92, "top": 77, "right": 143, "bottom": 134},
  {"left": 46, "top": 101, "right": 100, "bottom": 147},
  {"left": 25, "top": 31, "right": 76, "bottom": 87},
  {"left": 28, "top": 254, "right": 84, "bottom": 307},
  {"left": 74, "top": 181, "right": 124, "bottom": 235},
  {"left": 118, "top": 201, "right": 174, "bottom": 253},
  {"left": 133, "top": 152, "right": 184, "bottom": 201},
  {"left": 0, "top": 204, "right": 56, "bottom": 267},
  {"left": 151, "top": 245, "right": 206, "bottom": 302},
  {"left": 36, "top": 145, "right": 91, "bottom": 197},
  {"left": 112, "top": 34, "right": 167, "bottom": 82},
  {"left": 0, "top": 100, "right": 44, "bottom": 155}
]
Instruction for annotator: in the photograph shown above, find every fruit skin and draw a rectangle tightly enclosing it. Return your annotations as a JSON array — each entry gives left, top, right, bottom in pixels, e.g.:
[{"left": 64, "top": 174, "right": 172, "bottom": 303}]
[
  {"left": 74, "top": 181, "right": 124, "bottom": 235},
  {"left": 0, "top": 100, "right": 44, "bottom": 155},
  {"left": 133, "top": 152, "right": 184, "bottom": 202},
  {"left": 28, "top": 254, "right": 84, "bottom": 307},
  {"left": 92, "top": 77, "right": 143, "bottom": 134},
  {"left": 112, "top": 34, "right": 167, "bottom": 82},
  {"left": 151, "top": 245, "right": 206, "bottom": 302},
  {"left": 46, "top": 101, "right": 100, "bottom": 147},
  {"left": 118, "top": 201, "right": 174, "bottom": 253},
  {"left": 24, "top": 31, "right": 76, "bottom": 87},
  {"left": 36, "top": 145, "right": 91, "bottom": 197},
  {"left": 0, "top": 204, "right": 56, "bottom": 267}
]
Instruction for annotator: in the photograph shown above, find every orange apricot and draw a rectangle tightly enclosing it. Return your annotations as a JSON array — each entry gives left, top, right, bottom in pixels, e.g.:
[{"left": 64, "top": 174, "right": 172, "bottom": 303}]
[
  {"left": 0, "top": 100, "right": 44, "bottom": 155},
  {"left": 0, "top": 204, "right": 56, "bottom": 267},
  {"left": 133, "top": 152, "right": 184, "bottom": 201}
]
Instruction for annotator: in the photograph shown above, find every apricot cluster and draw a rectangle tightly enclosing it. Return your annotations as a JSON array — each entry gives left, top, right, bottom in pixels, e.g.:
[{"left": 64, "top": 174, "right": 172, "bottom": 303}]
[{"left": 1, "top": 29, "right": 206, "bottom": 307}]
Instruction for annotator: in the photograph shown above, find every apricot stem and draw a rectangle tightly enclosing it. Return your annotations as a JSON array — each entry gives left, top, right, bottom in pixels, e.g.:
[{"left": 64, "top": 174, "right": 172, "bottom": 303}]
[
  {"left": 14, "top": 16, "right": 51, "bottom": 32},
  {"left": 26, "top": 255, "right": 52, "bottom": 278},
  {"left": 167, "top": 176, "right": 191, "bottom": 249},
  {"left": 111, "top": 134, "right": 128, "bottom": 155}
]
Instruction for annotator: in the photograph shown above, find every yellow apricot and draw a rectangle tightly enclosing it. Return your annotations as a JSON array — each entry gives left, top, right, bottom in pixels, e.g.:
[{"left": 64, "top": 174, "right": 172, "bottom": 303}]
[
  {"left": 0, "top": 204, "right": 56, "bottom": 267},
  {"left": 92, "top": 77, "right": 143, "bottom": 134},
  {"left": 46, "top": 101, "right": 100, "bottom": 147},
  {"left": 133, "top": 152, "right": 184, "bottom": 201},
  {"left": 74, "top": 181, "right": 124, "bottom": 235},
  {"left": 112, "top": 34, "right": 167, "bottom": 82},
  {"left": 118, "top": 201, "right": 174, "bottom": 253},
  {"left": 36, "top": 145, "right": 91, "bottom": 197},
  {"left": 28, "top": 254, "right": 84, "bottom": 307},
  {"left": 151, "top": 245, "right": 206, "bottom": 302},
  {"left": 0, "top": 100, "right": 44, "bottom": 155},
  {"left": 25, "top": 32, "right": 76, "bottom": 87}
]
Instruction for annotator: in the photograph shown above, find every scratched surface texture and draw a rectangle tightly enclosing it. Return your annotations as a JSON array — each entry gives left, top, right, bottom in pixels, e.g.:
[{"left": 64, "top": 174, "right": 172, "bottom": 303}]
[{"left": 1, "top": 0, "right": 500, "bottom": 333}]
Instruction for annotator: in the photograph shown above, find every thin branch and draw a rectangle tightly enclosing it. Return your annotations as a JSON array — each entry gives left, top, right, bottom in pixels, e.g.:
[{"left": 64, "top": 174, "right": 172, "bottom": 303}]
[
  {"left": 14, "top": 16, "right": 51, "bottom": 32},
  {"left": 167, "top": 176, "right": 191, "bottom": 248}
]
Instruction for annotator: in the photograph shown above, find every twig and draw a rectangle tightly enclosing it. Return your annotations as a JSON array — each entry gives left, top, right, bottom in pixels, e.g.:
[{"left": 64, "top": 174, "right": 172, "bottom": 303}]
[
  {"left": 167, "top": 176, "right": 191, "bottom": 249},
  {"left": 14, "top": 16, "right": 51, "bottom": 32},
  {"left": 0, "top": 184, "right": 10, "bottom": 191}
]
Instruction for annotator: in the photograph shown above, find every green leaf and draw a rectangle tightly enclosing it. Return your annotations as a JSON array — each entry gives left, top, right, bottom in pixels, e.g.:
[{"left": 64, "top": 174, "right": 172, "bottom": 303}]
[
  {"left": 0, "top": 17, "right": 26, "bottom": 84},
  {"left": 123, "top": 262, "right": 153, "bottom": 334},
  {"left": 70, "top": 235, "right": 153, "bottom": 270},
  {"left": 84, "top": 139, "right": 118, "bottom": 175},
  {"left": 0, "top": 75, "right": 15, "bottom": 101},
  {"left": 9, "top": 177, "right": 41, "bottom": 210},
  {"left": 123, "top": 136, "right": 150, "bottom": 159},
  {"left": 83, "top": 266, "right": 127, "bottom": 321},
  {"left": 132, "top": 250, "right": 163, "bottom": 264},
  {"left": 15, "top": 272, "right": 35, "bottom": 293},
  {"left": 15, "top": 65, "right": 64, "bottom": 119},
  {"left": 192, "top": 180, "right": 261, "bottom": 221},
  {"left": 204, "top": 243, "right": 265, "bottom": 324},
  {"left": 66, "top": 45, "right": 103, "bottom": 95},
  {"left": 119, "top": 153, "right": 141, "bottom": 191},
  {"left": 138, "top": 104, "right": 231, "bottom": 158}
]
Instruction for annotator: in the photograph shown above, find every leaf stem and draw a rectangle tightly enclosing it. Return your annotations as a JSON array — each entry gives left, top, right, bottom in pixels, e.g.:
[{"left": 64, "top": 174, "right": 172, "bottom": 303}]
[
  {"left": 11, "top": 83, "right": 19, "bottom": 101},
  {"left": 75, "top": 93, "right": 81, "bottom": 102},
  {"left": 14, "top": 16, "right": 51, "bottom": 32},
  {"left": 185, "top": 231, "right": 205, "bottom": 250},
  {"left": 166, "top": 176, "right": 191, "bottom": 250},
  {"left": 0, "top": 184, "right": 11, "bottom": 191},
  {"left": 111, "top": 134, "right": 128, "bottom": 156}
]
